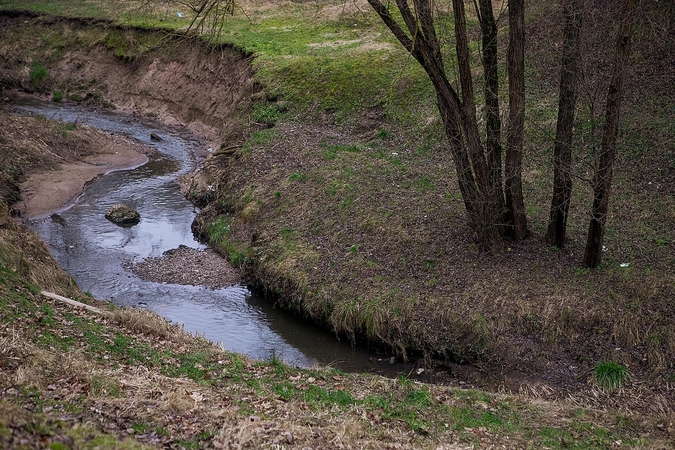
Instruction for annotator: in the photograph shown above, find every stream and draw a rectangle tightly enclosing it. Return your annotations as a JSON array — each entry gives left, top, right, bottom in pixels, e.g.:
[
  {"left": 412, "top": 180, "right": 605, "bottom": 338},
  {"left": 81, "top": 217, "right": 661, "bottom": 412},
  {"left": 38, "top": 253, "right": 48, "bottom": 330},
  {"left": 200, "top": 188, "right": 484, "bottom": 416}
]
[{"left": 14, "top": 99, "right": 407, "bottom": 375}]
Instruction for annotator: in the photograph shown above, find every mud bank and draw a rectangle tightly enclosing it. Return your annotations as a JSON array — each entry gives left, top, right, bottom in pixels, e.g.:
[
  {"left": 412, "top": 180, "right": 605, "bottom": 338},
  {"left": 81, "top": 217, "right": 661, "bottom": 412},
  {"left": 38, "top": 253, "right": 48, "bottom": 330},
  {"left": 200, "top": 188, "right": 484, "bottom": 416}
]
[{"left": 0, "top": 11, "right": 259, "bottom": 146}]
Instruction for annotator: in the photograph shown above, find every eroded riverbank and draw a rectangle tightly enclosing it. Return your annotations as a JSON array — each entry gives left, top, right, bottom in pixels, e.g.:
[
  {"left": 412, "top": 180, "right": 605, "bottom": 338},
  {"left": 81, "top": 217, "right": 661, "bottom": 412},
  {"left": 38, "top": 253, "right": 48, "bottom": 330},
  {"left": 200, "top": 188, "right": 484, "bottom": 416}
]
[
  {"left": 3, "top": 9, "right": 675, "bottom": 418},
  {"left": 6, "top": 97, "right": 428, "bottom": 378}
]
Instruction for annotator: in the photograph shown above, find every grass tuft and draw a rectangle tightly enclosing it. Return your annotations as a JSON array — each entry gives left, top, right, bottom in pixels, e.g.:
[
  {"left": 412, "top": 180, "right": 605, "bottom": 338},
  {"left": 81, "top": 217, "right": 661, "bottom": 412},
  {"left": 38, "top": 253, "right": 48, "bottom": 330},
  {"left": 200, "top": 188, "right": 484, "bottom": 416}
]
[
  {"left": 595, "top": 361, "right": 630, "bottom": 392},
  {"left": 252, "top": 104, "right": 281, "bottom": 124},
  {"left": 29, "top": 62, "right": 48, "bottom": 86}
]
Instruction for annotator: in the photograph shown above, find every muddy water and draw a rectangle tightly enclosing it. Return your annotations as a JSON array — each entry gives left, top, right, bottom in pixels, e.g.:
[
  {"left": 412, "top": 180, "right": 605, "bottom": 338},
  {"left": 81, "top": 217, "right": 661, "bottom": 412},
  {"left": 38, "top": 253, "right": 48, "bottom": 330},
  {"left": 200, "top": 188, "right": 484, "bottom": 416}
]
[{"left": 14, "top": 100, "right": 405, "bottom": 373}]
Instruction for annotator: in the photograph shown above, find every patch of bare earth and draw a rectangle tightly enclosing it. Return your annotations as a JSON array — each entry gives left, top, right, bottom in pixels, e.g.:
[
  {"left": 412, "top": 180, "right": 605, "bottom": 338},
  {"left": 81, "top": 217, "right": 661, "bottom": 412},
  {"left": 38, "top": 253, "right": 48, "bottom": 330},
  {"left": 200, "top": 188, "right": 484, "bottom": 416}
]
[{"left": 0, "top": 12, "right": 259, "bottom": 148}]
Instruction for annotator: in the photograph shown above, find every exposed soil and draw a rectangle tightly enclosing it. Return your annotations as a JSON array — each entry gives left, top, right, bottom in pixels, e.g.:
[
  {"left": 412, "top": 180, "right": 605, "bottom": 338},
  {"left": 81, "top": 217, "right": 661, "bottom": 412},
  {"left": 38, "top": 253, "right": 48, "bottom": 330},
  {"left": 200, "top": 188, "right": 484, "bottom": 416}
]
[
  {"left": 0, "top": 11, "right": 260, "bottom": 149},
  {"left": 129, "top": 244, "right": 242, "bottom": 289},
  {"left": 0, "top": 106, "right": 152, "bottom": 219}
]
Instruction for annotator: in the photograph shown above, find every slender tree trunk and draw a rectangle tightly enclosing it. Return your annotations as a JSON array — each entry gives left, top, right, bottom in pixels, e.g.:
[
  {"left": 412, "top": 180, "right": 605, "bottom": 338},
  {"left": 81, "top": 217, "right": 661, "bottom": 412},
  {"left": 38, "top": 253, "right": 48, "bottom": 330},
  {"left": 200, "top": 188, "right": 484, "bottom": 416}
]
[
  {"left": 435, "top": 89, "right": 482, "bottom": 227},
  {"left": 546, "top": 0, "right": 583, "bottom": 248},
  {"left": 505, "top": 0, "right": 528, "bottom": 240},
  {"left": 452, "top": 0, "right": 500, "bottom": 248},
  {"left": 478, "top": 0, "right": 505, "bottom": 213},
  {"left": 584, "top": 0, "right": 634, "bottom": 268}
]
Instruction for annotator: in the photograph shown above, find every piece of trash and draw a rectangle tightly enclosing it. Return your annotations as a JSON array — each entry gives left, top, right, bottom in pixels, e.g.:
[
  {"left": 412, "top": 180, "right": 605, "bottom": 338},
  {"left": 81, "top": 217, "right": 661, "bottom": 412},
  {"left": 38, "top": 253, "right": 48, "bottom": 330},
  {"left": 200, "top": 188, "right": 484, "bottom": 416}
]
[
  {"left": 602, "top": 245, "right": 607, "bottom": 252},
  {"left": 620, "top": 263, "right": 630, "bottom": 268},
  {"left": 176, "top": 12, "right": 184, "bottom": 18},
  {"left": 207, "top": 147, "right": 213, "bottom": 153}
]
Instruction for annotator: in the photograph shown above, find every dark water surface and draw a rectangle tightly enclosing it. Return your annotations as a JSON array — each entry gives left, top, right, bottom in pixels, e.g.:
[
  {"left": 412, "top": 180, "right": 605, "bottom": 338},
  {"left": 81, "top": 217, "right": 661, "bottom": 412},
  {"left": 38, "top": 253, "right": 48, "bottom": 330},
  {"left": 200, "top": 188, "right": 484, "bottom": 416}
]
[{"left": 15, "top": 100, "right": 399, "bottom": 373}]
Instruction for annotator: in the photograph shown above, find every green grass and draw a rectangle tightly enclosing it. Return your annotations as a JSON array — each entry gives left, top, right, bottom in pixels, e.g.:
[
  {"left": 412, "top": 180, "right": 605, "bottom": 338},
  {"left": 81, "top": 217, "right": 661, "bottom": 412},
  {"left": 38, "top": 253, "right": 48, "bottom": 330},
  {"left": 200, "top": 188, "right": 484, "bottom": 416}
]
[
  {"left": 252, "top": 104, "right": 281, "bottom": 124},
  {"left": 207, "top": 217, "right": 250, "bottom": 267},
  {"left": 244, "top": 129, "right": 277, "bottom": 150},
  {"left": 322, "top": 141, "right": 360, "bottom": 160},
  {"left": 288, "top": 172, "right": 307, "bottom": 182},
  {"left": 595, "top": 361, "right": 630, "bottom": 392},
  {"left": 29, "top": 62, "right": 48, "bottom": 85},
  {"left": 303, "top": 385, "right": 355, "bottom": 406},
  {"left": 208, "top": 217, "right": 231, "bottom": 244}
]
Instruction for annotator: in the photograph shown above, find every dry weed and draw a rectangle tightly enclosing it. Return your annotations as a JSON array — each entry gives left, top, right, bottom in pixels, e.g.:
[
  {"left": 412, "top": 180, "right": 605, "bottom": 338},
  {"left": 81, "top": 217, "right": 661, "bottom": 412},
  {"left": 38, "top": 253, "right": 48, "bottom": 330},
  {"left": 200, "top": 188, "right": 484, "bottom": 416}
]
[{"left": 112, "top": 307, "right": 174, "bottom": 340}]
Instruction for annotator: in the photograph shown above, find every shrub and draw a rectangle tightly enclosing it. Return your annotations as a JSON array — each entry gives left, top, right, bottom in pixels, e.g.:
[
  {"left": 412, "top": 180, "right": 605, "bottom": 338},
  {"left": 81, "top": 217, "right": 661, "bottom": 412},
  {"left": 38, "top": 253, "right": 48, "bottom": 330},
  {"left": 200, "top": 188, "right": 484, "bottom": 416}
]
[{"left": 252, "top": 104, "right": 281, "bottom": 124}]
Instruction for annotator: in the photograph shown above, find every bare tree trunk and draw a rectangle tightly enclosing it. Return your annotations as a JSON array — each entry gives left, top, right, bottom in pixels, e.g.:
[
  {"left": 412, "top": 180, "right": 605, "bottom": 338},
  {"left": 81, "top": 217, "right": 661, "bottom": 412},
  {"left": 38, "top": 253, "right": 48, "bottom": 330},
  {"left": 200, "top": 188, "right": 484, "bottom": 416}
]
[
  {"left": 452, "top": 0, "right": 500, "bottom": 248},
  {"left": 478, "top": 0, "right": 505, "bottom": 213},
  {"left": 505, "top": 0, "right": 528, "bottom": 240},
  {"left": 584, "top": 0, "right": 634, "bottom": 268},
  {"left": 546, "top": 0, "right": 583, "bottom": 248}
]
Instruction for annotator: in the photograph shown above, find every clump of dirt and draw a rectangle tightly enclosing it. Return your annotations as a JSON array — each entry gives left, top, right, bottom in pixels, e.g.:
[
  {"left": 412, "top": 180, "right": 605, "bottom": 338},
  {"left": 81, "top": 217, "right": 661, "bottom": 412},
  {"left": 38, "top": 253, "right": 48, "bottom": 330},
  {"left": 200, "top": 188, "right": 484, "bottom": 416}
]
[{"left": 129, "top": 244, "right": 242, "bottom": 289}]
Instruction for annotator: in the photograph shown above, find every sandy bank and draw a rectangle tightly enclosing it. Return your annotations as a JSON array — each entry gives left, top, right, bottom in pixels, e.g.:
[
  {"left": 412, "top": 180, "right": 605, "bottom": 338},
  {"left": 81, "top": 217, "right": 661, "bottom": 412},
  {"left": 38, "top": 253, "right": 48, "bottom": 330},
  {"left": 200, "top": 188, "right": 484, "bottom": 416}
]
[
  {"left": 1, "top": 108, "right": 153, "bottom": 219},
  {"left": 18, "top": 130, "right": 151, "bottom": 219}
]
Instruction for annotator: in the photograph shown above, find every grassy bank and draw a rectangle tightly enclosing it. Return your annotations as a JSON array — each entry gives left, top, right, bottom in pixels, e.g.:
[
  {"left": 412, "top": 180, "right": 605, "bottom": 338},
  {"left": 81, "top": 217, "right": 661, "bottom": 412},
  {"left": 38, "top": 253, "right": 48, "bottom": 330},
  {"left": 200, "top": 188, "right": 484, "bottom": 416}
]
[
  {"left": 1, "top": 210, "right": 673, "bottom": 448},
  {"left": 2, "top": 0, "right": 675, "bottom": 411}
]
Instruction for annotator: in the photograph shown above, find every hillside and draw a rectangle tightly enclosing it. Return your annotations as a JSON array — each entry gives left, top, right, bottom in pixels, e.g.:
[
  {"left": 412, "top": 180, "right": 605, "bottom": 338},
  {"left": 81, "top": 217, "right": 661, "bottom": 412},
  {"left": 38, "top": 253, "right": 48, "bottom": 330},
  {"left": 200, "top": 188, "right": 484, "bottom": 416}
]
[{"left": 0, "top": 0, "right": 674, "bottom": 447}]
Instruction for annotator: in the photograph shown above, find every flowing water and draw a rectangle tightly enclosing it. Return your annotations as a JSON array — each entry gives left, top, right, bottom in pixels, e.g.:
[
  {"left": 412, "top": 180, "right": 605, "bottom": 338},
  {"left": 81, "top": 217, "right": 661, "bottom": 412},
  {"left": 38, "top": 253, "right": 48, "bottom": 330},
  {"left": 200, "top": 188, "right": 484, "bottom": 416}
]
[{"left": 14, "top": 99, "right": 404, "bottom": 374}]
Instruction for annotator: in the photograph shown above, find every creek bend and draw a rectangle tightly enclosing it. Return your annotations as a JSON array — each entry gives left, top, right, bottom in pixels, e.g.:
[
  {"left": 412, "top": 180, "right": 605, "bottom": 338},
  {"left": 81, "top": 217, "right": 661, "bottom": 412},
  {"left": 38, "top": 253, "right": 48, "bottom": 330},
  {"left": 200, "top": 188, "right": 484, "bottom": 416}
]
[{"left": 15, "top": 99, "right": 403, "bottom": 375}]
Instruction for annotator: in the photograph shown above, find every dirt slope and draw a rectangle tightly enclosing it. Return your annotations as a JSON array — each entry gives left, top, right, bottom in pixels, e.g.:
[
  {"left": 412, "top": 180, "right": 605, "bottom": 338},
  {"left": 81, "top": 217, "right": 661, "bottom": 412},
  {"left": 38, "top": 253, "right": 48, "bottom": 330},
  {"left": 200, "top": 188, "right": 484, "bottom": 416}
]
[{"left": 0, "top": 12, "right": 260, "bottom": 145}]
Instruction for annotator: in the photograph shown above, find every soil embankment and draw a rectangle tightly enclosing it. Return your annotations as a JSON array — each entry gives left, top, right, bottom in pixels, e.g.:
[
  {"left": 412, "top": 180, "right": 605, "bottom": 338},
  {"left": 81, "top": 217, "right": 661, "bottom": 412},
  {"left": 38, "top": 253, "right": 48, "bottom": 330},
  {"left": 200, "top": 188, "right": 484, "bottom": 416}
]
[
  {"left": 2, "top": 8, "right": 675, "bottom": 415},
  {"left": 0, "top": 11, "right": 259, "bottom": 216},
  {"left": 0, "top": 11, "right": 259, "bottom": 144}
]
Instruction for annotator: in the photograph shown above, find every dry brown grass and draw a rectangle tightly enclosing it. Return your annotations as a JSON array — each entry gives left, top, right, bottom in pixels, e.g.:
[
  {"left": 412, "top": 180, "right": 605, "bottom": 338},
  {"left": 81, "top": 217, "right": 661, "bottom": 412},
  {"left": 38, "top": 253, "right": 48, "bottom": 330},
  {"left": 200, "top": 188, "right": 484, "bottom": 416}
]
[
  {"left": 0, "top": 220, "right": 78, "bottom": 297},
  {"left": 2, "top": 236, "right": 674, "bottom": 447},
  {"left": 111, "top": 307, "right": 176, "bottom": 340},
  {"left": 179, "top": 0, "right": 675, "bottom": 414}
]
